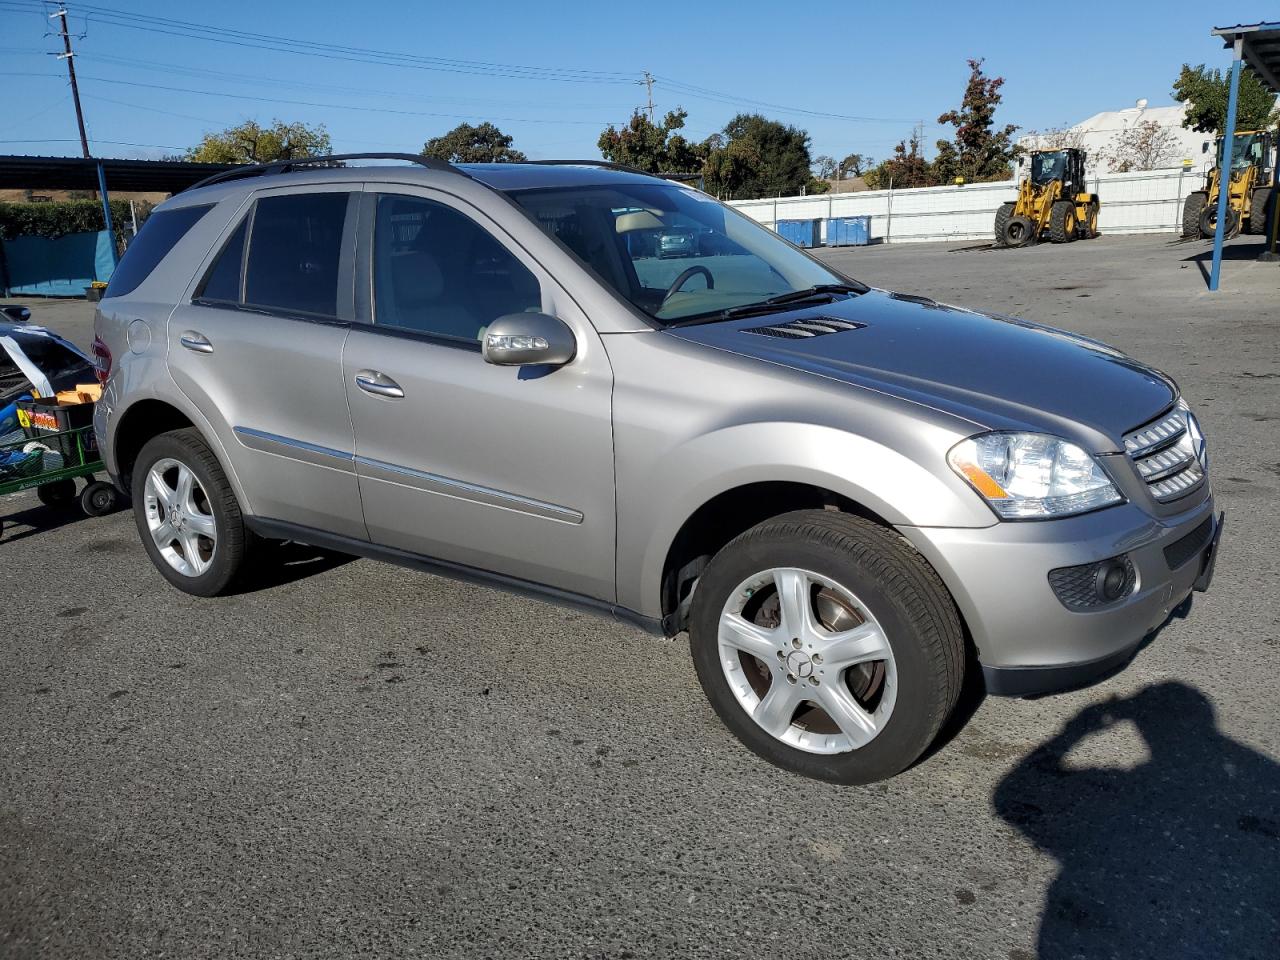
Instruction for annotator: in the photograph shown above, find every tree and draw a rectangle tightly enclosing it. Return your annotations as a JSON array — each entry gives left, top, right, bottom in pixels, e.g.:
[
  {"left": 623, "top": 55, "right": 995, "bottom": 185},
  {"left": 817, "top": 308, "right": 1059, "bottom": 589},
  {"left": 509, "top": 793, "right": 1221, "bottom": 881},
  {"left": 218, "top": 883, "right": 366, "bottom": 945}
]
[
  {"left": 813, "top": 154, "right": 837, "bottom": 180},
  {"left": 1101, "top": 119, "right": 1181, "bottom": 172},
  {"left": 838, "top": 153, "right": 869, "bottom": 178},
  {"left": 1021, "top": 124, "right": 1085, "bottom": 152},
  {"left": 422, "top": 122, "right": 526, "bottom": 163},
  {"left": 1173, "top": 64, "right": 1277, "bottom": 134},
  {"left": 932, "top": 58, "right": 1019, "bottom": 183},
  {"left": 597, "top": 109, "right": 706, "bottom": 173},
  {"left": 702, "top": 113, "right": 816, "bottom": 199},
  {"left": 863, "top": 129, "right": 932, "bottom": 190},
  {"left": 186, "top": 120, "right": 331, "bottom": 164}
]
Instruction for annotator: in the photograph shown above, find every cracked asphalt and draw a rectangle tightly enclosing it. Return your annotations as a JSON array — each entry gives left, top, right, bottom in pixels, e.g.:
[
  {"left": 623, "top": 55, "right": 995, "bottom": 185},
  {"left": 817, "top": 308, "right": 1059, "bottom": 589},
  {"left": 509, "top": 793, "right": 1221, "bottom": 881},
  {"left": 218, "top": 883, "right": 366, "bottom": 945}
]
[{"left": 2, "top": 233, "right": 1277, "bottom": 959}]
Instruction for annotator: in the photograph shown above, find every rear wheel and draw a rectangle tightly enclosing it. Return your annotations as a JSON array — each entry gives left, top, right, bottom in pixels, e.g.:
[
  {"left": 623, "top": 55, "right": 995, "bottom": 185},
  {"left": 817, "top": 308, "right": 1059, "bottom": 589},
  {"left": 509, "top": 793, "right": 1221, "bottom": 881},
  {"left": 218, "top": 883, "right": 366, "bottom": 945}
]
[
  {"left": 131, "top": 428, "right": 254, "bottom": 596},
  {"left": 37, "top": 479, "right": 76, "bottom": 508},
  {"left": 1182, "top": 192, "right": 1207, "bottom": 238},
  {"left": 1247, "top": 186, "right": 1274, "bottom": 235},
  {"left": 993, "top": 202, "right": 1015, "bottom": 246},
  {"left": 1001, "top": 215, "right": 1035, "bottom": 248},
  {"left": 1049, "top": 200, "right": 1077, "bottom": 243},
  {"left": 688, "top": 510, "right": 965, "bottom": 784}
]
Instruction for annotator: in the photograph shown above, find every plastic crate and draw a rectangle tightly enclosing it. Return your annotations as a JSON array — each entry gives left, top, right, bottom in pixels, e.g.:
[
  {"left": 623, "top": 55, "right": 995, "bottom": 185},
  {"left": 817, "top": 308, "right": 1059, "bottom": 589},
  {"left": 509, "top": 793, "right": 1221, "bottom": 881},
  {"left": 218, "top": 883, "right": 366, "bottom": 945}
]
[{"left": 16, "top": 398, "right": 96, "bottom": 460}]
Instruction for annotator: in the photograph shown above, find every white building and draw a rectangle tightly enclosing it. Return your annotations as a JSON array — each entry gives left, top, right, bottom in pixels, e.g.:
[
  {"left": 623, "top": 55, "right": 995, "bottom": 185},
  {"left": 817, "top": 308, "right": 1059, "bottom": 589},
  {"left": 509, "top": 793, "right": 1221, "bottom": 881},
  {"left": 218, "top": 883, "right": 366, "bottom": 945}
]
[{"left": 1018, "top": 100, "right": 1214, "bottom": 175}]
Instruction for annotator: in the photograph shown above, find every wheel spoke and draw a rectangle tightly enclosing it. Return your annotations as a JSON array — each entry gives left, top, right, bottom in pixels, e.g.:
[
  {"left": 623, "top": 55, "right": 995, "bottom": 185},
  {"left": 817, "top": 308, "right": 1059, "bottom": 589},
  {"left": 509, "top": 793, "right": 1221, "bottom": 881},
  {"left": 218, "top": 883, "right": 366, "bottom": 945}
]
[
  {"left": 175, "top": 464, "right": 196, "bottom": 511},
  {"left": 753, "top": 678, "right": 803, "bottom": 737},
  {"left": 820, "top": 622, "right": 890, "bottom": 671},
  {"left": 181, "top": 531, "right": 207, "bottom": 574},
  {"left": 146, "top": 469, "right": 175, "bottom": 511},
  {"left": 185, "top": 510, "right": 216, "bottom": 539},
  {"left": 151, "top": 520, "right": 178, "bottom": 547},
  {"left": 719, "top": 613, "right": 780, "bottom": 661},
  {"left": 816, "top": 683, "right": 878, "bottom": 749},
  {"left": 774, "top": 569, "right": 815, "bottom": 639}
]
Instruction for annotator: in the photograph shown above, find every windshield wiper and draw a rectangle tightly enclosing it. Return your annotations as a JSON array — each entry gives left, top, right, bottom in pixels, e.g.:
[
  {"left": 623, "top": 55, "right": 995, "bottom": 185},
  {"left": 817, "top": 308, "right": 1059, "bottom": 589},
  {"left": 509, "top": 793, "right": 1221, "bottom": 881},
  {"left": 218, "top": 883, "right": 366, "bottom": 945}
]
[{"left": 667, "top": 283, "right": 864, "bottom": 328}]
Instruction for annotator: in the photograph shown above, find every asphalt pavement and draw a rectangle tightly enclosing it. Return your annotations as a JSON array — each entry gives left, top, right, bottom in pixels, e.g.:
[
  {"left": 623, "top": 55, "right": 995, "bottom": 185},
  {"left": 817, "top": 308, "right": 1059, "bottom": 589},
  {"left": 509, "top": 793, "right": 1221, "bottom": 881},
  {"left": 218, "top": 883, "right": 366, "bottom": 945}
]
[{"left": 2, "top": 233, "right": 1277, "bottom": 959}]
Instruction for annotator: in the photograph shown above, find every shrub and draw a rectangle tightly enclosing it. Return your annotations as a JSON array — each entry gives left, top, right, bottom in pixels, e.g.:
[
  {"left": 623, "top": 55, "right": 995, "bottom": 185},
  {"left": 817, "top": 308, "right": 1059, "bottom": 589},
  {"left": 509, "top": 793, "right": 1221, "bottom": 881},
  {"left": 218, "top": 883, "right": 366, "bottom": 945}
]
[{"left": 0, "top": 200, "right": 135, "bottom": 242}]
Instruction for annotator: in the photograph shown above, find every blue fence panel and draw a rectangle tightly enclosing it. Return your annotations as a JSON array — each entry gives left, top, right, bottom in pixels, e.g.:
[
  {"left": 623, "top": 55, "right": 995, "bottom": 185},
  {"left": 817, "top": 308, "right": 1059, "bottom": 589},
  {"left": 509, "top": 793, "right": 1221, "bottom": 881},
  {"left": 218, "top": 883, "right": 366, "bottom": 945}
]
[
  {"left": 775, "top": 219, "right": 821, "bottom": 248},
  {"left": 825, "top": 216, "right": 871, "bottom": 247},
  {"left": 1, "top": 230, "right": 115, "bottom": 297}
]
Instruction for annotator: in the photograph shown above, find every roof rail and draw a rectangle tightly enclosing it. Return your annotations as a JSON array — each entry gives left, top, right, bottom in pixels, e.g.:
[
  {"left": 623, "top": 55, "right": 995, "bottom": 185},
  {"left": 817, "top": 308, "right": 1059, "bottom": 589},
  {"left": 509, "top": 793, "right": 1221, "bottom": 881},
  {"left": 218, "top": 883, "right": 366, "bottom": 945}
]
[
  {"left": 185, "top": 153, "right": 464, "bottom": 192},
  {"left": 523, "top": 159, "right": 656, "bottom": 177}
]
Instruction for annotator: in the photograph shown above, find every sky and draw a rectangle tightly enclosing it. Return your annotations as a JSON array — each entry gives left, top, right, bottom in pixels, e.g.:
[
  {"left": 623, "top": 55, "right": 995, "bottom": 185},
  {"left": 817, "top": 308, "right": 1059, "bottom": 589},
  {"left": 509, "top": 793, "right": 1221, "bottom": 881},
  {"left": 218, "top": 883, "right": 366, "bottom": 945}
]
[{"left": 0, "top": 0, "right": 1259, "bottom": 165}]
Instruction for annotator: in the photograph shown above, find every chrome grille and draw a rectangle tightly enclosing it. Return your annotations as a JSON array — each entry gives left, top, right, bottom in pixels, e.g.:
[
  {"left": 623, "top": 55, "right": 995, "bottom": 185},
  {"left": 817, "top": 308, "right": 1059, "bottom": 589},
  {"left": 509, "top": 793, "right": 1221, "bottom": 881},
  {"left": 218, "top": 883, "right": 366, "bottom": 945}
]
[{"left": 1123, "top": 405, "right": 1206, "bottom": 503}]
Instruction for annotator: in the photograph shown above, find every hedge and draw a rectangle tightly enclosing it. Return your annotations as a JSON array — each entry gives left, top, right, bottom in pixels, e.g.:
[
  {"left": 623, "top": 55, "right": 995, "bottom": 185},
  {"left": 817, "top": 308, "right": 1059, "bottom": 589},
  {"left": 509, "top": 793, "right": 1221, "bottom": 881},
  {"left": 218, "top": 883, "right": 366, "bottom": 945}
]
[{"left": 0, "top": 200, "right": 136, "bottom": 242}]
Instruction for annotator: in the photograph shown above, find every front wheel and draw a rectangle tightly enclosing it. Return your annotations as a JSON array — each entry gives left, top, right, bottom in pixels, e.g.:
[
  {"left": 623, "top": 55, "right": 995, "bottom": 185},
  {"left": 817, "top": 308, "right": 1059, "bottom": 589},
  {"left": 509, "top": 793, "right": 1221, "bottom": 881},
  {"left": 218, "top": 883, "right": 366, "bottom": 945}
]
[
  {"left": 131, "top": 428, "right": 254, "bottom": 597},
  {"left": 688, "top": 511, "right": 965, "bottom": 784}
]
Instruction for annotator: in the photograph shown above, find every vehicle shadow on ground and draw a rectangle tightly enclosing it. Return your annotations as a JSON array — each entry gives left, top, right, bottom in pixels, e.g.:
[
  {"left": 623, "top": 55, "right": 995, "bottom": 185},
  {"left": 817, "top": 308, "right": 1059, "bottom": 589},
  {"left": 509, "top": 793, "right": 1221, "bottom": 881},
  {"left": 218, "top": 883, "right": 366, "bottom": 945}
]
[
  {"left": 993, "top": 681, "right": 1280, "bottom": 959},
  {"left": 227, "top": 540, "right": 357, "bottom": 595}
]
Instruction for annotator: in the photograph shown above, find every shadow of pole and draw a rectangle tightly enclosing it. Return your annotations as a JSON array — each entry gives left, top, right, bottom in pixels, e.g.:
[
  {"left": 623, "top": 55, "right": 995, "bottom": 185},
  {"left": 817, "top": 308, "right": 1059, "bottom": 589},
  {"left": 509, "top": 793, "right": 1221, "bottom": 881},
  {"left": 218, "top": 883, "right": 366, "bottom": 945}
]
[{"left": 993, "top": 682, "right": 1280, "bottom": 959}]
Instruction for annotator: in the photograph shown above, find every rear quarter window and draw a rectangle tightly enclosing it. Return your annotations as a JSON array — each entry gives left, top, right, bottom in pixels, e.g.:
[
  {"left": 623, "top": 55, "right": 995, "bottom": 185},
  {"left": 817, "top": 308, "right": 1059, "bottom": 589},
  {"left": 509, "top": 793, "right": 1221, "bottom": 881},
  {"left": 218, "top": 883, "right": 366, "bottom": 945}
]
[{"left": 104, "top": 204, "right": 213, "bottom": 299}]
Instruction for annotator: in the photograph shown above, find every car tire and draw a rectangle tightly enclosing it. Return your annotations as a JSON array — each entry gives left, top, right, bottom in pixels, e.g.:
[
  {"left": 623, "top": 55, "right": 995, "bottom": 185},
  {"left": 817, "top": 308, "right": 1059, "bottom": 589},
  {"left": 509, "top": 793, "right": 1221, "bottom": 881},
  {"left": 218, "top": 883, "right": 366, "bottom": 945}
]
[
  {"left": 688, "top": 510, "right": 965, "bottom": 784},
  {"left": 131, "top": 428, "right": 254, "bottom": 597}
]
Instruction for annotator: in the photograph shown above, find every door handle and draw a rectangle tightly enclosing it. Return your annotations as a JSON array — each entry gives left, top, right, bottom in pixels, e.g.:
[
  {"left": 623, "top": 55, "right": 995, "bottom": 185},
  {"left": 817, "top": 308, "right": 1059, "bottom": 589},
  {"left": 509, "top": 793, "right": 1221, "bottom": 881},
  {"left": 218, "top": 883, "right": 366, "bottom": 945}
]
[
  {"left": 179, "top": 331, "right": 214, "bottom": 354},
  {"left": 354, "top": 370, "right": 405, "bottom": 399}
]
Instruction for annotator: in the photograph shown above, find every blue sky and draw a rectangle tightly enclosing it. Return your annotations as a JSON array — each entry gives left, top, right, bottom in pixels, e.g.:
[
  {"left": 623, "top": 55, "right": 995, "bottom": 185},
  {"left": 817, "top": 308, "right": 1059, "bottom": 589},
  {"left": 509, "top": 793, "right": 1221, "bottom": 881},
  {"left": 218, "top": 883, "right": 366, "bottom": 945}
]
[{"left": 0, "top": 0, "right": 1256, "bottom": 164}]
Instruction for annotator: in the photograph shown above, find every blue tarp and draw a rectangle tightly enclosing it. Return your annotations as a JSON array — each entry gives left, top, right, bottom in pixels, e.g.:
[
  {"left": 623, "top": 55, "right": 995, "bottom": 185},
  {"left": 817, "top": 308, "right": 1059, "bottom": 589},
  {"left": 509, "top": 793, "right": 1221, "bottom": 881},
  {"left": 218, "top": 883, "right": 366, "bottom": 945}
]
[{"left": 1, "top": 229, "right": 115, "bottom": 297}]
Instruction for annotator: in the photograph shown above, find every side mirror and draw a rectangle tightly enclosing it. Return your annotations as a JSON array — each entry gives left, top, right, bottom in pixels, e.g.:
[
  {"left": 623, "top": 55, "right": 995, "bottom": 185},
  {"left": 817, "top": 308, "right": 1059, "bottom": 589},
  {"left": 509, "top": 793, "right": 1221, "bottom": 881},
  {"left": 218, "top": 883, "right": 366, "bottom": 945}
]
[
  {"left": 1, "top": 305, "right": 31, "bottom": 324},
  {"left": 482, "top": 312, "right": 576, "bottom": 367}
]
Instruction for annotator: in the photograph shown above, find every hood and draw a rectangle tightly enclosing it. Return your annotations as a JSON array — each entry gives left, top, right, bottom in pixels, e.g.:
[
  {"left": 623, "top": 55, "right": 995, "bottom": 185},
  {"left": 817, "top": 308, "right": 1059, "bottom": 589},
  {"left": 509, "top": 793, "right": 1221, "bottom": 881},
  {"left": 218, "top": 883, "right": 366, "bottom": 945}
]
[{"left": 666, "top": 289, "right": 1175, "bottom": 448}]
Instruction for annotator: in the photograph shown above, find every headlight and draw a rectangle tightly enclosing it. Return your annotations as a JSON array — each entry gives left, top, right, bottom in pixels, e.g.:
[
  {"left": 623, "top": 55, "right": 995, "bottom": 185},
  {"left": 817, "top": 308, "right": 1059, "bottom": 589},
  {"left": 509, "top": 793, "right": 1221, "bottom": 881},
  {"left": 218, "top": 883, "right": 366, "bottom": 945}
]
[{"left": 948, "top": 432, "right": 1123, "bottom": 520}]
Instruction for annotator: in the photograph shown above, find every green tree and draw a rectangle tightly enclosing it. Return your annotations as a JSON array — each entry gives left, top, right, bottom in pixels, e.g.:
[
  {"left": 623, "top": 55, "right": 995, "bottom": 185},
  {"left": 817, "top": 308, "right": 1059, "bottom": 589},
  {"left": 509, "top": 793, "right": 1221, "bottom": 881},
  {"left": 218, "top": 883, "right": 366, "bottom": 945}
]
[
  {"left": 813, "top": 154, "right": 837, "bottom": 180},
  {"left": 422, "top": 122, "right": 526, "bottom": 163},
  {"left": 703, "top": 113, "right": 816, "bottom": 199},
  {"left": 838, "top": 153, "right": 869, "bottom": 178},
  {"left": 1173, "top": 63, "right": 1278, "bottom": 134},
  {"left": 932, "top": 58, "right": 1019, "bottom": 183},
  {"left": 597, "top": 109, "right": 707, "bottom": 173},
  {"left": 186, "top": 120, "right": 331, "bottom": 164},
  {"left": 863, "top": 130, "right": 932, "bottom": 190}
]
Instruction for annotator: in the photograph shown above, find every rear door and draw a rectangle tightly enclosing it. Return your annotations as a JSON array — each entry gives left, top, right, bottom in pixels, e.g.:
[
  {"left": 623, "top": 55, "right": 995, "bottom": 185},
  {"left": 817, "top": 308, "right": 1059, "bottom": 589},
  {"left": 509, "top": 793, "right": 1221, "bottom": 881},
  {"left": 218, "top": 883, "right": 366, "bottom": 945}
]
[
  {"left": 341, "top": 185, "right": 616, "bottom": 600},
  {"left": 167, "top": 185, "right": 366, "bottom": 539}
]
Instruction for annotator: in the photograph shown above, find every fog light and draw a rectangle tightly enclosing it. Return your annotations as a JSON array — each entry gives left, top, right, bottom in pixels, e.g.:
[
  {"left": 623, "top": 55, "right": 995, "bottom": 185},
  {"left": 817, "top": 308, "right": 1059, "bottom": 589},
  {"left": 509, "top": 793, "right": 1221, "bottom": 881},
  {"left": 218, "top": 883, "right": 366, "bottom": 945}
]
[
  {"left": 1097, "top": 561, "right": 1129, "bottom": 602},
  {"left": 1048, "top": 555, "right": 1136, "bottom": 610}
]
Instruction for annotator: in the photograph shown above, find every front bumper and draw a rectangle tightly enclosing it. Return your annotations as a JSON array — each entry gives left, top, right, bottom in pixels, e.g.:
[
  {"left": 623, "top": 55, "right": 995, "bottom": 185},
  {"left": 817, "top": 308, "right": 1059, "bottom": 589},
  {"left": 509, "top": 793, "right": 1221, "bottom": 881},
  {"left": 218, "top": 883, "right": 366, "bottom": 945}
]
[{"left": 900, "top": 493, "right": 1219, "bottom": 697}]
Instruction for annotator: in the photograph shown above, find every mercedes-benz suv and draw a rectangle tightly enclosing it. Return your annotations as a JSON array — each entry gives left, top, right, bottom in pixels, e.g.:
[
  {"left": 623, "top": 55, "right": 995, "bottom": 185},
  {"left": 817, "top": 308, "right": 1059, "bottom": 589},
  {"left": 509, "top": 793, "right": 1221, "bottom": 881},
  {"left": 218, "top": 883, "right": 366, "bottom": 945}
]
[{"left": 92, "top": 155, "right": 1221, "bottom": 783}]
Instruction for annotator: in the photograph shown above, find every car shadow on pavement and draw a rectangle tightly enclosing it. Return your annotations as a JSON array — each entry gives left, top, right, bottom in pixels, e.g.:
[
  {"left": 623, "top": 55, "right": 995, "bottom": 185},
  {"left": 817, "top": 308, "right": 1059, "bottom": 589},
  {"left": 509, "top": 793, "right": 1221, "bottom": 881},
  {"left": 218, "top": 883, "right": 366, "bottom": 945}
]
[
  {"left": 993, "top": 681, "right": 1280, "bottom": 959},
  {"left": 227, "top": 540, "right": 357, "bottom": 595}
]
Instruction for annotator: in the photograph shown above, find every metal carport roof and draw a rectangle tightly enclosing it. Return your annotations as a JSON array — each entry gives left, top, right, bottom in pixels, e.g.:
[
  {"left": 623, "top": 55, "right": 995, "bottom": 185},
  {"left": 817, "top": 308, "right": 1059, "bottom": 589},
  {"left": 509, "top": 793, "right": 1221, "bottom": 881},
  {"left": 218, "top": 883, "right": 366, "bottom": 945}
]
[
  {"left": 1207, "top": 23, "right": 1280, "bottom": 291},
  {"left": 0, "top": 155, "right": 235, "bottom": 194}
]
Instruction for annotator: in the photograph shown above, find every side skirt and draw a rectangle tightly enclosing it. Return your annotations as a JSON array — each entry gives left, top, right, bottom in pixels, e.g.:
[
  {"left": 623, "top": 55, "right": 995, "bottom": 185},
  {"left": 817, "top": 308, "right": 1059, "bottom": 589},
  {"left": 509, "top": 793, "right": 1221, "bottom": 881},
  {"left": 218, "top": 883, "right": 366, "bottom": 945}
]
[{"left": 244, "top": 516, "right": 666, "bottom": 637}]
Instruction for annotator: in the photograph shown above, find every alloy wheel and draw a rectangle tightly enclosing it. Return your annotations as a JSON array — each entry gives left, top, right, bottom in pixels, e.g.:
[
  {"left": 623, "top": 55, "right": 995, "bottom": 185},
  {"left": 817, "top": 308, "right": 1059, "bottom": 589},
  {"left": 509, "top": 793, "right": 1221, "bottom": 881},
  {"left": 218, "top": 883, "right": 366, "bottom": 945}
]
[{"left": 143, "top": 457, "right": 217, "bottom": 577}]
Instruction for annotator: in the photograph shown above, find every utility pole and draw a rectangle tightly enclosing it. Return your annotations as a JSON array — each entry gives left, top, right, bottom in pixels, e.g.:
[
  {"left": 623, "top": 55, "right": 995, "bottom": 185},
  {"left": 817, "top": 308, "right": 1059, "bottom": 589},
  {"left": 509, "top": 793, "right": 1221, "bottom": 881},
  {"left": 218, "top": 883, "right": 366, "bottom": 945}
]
[
  {"left": 640, "top": 71, "right": 655, "bottom": 122},
  {"left": 51, "top": 3, "right": 90, "bottom": 158}
]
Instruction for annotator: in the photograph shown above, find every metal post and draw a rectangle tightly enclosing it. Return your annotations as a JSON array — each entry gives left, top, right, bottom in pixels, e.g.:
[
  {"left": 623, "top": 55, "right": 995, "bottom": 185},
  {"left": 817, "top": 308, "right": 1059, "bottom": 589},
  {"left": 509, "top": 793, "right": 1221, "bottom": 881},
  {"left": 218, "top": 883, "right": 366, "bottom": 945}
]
[
  {"left": 1209, "top": 38, "right": 1243, "bottom": 292},
  {"left": 96, "top": 160, "right": 117, "bottom": 267},
  {"left": 886, "top": 178, "right": 894, "bottom": 243},
  {"left": 1176, "top": 162, "right": 1187, "bottom": 233}
]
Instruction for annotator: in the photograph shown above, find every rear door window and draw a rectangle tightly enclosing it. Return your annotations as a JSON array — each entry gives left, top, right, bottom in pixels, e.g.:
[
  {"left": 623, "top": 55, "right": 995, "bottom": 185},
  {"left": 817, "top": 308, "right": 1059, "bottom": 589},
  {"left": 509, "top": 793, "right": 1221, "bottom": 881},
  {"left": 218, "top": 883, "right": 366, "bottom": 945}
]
[
  {"left": 104, "top": 204, "right": 212, "bottom": 298},
  {"left": 243, "top": 193, "right": 351, "bottom": 318}
]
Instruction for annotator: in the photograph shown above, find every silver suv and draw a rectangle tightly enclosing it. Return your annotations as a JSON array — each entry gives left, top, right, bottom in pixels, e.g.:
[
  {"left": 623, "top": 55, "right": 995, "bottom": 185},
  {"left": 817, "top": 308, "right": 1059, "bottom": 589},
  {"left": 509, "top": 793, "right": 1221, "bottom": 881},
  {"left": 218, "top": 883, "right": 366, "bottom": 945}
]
[{"left": 93, "top": 155, "right": 1220, "bottom": 783}]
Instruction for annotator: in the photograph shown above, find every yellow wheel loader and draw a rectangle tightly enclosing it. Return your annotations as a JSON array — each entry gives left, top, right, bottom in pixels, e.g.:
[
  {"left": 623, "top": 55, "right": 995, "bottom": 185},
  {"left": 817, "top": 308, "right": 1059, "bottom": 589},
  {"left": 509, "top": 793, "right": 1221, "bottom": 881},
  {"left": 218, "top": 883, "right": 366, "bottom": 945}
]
[
  {"left": 1182, "top": 130, "right": 1276, "bottom": 239},
  {"left": 995, "top": 148, "right": 1099, "bottom": 247}
]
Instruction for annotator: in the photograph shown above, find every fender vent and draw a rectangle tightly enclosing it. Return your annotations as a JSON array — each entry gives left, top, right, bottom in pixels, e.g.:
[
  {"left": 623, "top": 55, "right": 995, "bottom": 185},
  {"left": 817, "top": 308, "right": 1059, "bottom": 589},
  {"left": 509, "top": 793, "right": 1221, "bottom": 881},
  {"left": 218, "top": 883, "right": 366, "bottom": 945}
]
[{"left": 742, "top": 317, "right": 866, "bottom": 339}]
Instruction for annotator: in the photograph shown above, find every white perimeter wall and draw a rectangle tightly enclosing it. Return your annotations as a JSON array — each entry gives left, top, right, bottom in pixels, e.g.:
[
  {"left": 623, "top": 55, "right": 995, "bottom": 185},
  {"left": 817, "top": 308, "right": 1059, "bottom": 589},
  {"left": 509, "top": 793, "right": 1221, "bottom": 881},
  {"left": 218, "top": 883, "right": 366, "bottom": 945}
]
[{"left": 727, "top": 167, "right": 1204, "bottom": 244}]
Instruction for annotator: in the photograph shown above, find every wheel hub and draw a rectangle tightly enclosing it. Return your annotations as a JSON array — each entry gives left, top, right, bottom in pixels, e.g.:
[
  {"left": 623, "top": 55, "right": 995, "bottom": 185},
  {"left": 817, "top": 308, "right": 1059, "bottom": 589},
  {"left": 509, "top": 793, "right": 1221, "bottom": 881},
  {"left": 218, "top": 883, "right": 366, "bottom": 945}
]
[{"left": 785, "top": 649, "right": 814, "bottom": 679}]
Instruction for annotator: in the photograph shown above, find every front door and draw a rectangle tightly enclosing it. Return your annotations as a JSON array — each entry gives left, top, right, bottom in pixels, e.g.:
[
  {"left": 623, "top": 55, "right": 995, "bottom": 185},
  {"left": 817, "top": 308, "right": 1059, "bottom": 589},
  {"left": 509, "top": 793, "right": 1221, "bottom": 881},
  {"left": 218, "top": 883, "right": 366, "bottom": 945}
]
[
  {"left": 342, "top": 187, "right": 616, "bottom": 601},
  {"left": 167, "top": 185, "right": 365, "bottom": 539}
]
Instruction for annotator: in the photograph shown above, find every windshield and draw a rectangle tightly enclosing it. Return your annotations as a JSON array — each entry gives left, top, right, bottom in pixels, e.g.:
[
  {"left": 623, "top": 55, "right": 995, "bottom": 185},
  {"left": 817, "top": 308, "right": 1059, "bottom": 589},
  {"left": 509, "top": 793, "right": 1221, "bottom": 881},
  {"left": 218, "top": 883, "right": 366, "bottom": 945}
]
[
  {"left": 1218, "top": 133, "right": 1265, "bottom": 171},
  {"left": 1030, "top": 151, "right": 1067, "bottom": 184},
  {"left": 508, "top": 182, "right": 857, "bottom": 323}
]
